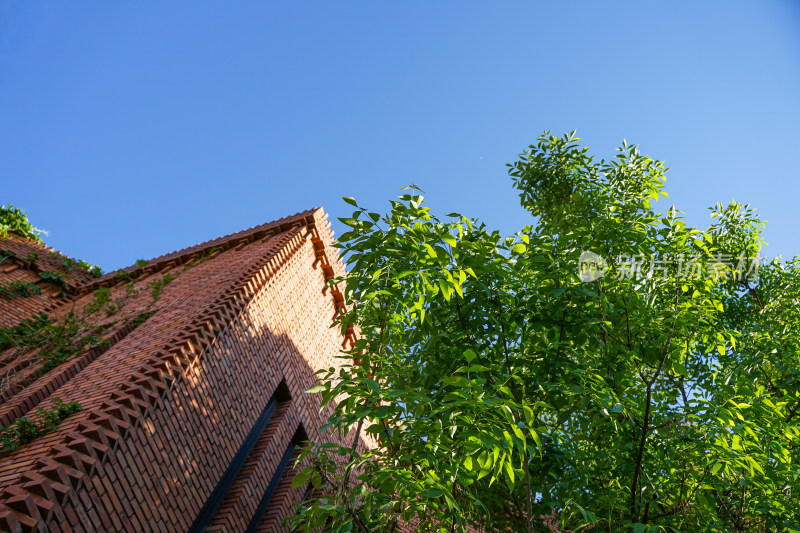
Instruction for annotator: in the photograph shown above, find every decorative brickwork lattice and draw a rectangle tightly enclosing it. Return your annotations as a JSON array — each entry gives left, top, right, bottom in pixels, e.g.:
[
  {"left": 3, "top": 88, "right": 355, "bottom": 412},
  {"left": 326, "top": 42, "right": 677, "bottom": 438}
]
[{"left": 0, "top": 209, "right": 362, "bottom": 532}]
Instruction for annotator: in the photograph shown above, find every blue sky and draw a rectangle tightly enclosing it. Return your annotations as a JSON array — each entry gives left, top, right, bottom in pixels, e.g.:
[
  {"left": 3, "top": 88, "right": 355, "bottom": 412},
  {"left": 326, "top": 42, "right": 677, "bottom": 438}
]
[{"left": 2, "top": 1, "right": 799, "bottom": 271}]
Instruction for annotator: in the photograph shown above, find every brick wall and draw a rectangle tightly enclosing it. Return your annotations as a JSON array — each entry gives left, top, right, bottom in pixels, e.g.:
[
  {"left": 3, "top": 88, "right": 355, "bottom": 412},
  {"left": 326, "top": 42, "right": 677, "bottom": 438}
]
[
  {"left": 0, "top": 235, "right": 96, "bottom": 328},
  {"left": 0, "top": 209, "right": 361, "bottom": 532}
]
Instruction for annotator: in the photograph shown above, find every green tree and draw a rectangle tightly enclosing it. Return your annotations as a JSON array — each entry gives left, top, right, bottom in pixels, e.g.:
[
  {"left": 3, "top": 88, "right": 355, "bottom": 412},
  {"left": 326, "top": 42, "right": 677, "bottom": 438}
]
[{"left": 291, "top": 133, "right": 800, "bottom": 532}]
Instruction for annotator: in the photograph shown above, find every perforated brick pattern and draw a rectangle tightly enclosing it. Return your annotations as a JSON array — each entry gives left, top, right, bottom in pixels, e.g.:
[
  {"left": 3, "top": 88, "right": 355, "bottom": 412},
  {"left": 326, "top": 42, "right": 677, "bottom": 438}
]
[{"left": 0, "top": 209, "right": 360, "bottom": 532}]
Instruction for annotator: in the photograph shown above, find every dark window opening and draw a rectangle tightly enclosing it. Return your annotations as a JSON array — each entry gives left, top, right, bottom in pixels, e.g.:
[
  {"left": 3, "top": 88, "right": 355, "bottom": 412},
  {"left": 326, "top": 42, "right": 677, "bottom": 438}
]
[
  {"left": 189, "top": 379, "right": 291, "bottom": 533},
  {"left": 245, "top": 425, "right": 308, "bottom": 533}
]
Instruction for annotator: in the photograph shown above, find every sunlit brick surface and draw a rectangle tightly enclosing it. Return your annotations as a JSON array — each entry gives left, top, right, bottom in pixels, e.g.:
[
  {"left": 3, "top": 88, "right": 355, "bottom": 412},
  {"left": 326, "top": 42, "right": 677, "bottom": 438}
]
[{"left": 0, "top": 209, "right": 358, "bottom": 532}]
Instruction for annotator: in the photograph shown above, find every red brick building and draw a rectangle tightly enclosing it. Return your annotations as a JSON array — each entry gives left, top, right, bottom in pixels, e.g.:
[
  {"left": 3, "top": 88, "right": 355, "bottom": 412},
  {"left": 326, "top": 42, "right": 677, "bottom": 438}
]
[{"left": 0, "top": 209, "right": 356, "bottom": 532}]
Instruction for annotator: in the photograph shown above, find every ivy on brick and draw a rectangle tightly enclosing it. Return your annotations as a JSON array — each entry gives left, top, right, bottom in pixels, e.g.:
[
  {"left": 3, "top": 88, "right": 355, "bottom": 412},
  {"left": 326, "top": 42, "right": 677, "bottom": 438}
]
[
  {"left": 148, "top": 273, "right": 175, "bottom": 302},
  {"left": 85, "top": 287, "right": 112, "bottom": 315},
  {"left": 0, "top": 312, "right": 107, "bottom": 373},
  {"left": 188, "top": 246, "right": 219, "bottom": 267},
  {"left": 0, "top": 313, "right": 53, "bottom": 350},
  {"left": 37, "top": 314, "right": 106, "bottom": 372},
  {"left": 39, "top": 270, "right": 69, "bottom": 296},
  {"left": 0, "top": 280, "right": 42, "bottom": 300},
  {"left": 48, "top": 251, "right": 103, "bottom": 277},
  {"left": 114, "top": 269, "right": 135, "bottom": 282},
  {"left": 0, "top": 271, "right": 164, "bottom": 383},
  {"left": 0, "top": 398, "right": 82, "bottom": 453},
  {"left": 0, "top": 250, "right": 17, "bottom": 268},
  {"left": 131, "top": 311, "right": 155, "bottom": 328}
]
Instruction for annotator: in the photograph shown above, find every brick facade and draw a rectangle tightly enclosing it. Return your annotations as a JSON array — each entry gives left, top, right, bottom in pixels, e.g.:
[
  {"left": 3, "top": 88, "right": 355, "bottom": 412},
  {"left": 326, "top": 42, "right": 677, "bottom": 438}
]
[{"left": 0, "top": 209, "right": 359, "bottom": 532}]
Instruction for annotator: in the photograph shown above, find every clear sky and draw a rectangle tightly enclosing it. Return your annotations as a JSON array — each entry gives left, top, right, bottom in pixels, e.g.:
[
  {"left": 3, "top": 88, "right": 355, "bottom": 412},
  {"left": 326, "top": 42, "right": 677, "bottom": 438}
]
[{"left": 2, "top": 1, "right": 799, "bottom": 271}]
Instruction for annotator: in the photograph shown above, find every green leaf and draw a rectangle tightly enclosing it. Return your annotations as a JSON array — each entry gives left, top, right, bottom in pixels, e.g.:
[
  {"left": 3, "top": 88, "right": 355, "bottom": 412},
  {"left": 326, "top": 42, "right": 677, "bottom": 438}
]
[
  {"left": 342, "top": 196, "right": 358, "bottom": 207},
  {"left": 463, "top": 349, "right": 477, "bottom": 363},
  {"left": 364, "top": 379, "right": 381, "bottom": 394},
  {"left": 291, "top": 466, "right": 315, "bottom": 488},
  {"left": 442, "top": 376, "right": 468, "bottom": 387},
  {"left": 421, "top": 488, "right": 442, "bottom": 498},
  {"left": 439, "top": 280, "right": 452, "bottom": 301},
  {"left": 504, "top": 460, "right": 515, "bottom": 486},
  {"left": 529, "top": 428, "right": 541, "bottom": 449}
]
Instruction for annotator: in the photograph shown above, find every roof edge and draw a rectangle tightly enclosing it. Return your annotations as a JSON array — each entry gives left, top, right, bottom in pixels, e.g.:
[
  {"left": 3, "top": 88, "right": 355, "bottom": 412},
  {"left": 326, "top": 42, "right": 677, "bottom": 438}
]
[{"left": 77, "top": 208, "right": 325, "bottom": 294}]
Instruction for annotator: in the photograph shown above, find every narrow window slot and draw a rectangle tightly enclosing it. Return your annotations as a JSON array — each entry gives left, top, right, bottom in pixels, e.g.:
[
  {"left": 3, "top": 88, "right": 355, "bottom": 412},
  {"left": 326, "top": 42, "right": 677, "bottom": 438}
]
[
  {"left": 245, "top": 425, "right": 307, "bottom": 533},
  {"left": 189, "top": 380, "right": 291, "bottom": 533}
]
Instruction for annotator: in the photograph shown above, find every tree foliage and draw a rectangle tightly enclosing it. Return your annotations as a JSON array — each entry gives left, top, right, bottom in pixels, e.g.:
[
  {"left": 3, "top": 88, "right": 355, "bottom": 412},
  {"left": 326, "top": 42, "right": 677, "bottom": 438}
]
[
  {"left": 0, "top": 204, "right": 45, "bottom": 242},
  {"left": 292, "top": 133, "right": 800, "bottom": 532}
]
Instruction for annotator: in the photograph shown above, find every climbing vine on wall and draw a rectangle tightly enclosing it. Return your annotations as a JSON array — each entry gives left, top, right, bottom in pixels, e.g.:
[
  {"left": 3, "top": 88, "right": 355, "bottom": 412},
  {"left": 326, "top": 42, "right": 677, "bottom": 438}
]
[
  {"left": 49, "top": 251, "right": 103, "bottom": 277},
  {"left": 0, "top": 398, "right": 82, "bottom": 453},
  {"left": 0, "top": 264, "right": 171, "bottom": 384},
  {"left": 0, "top": 312, "right": 107, "bottom": 373},
  {"left": 0, "top": 220, "right": 217, "bottom": 453},
  {"left": 0, "top": 280, "right": 42, "bottom": 300},
  {"left": 0, "top": 207, "right": 197, "bottom": 453}
]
